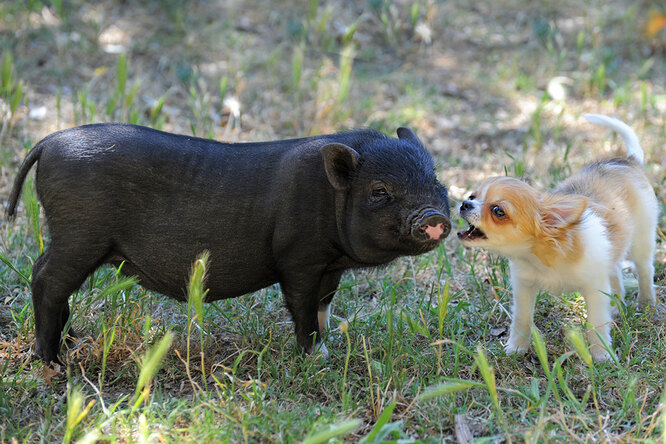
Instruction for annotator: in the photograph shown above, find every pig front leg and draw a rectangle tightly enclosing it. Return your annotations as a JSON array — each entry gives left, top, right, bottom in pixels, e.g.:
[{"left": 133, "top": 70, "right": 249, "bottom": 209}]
[
  {"left": 317, "top": 271, "right": 343, "bottom": 337},
  {"left": 280, "top": 270, "right": 342, "bottom": 358}
]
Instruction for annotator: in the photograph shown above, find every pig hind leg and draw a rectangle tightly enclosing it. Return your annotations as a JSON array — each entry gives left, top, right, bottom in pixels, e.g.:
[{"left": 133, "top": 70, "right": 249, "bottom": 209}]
[
  {"left": 31, "top": 241, "right": 108, "bottom": 363},
  {"left": 33, "top": 251, "right": 80, "bottom": 344}
]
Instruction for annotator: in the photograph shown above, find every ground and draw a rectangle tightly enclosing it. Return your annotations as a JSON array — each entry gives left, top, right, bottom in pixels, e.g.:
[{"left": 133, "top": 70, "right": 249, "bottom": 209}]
[{"left": 0, "top": 0, "right": 665, "bottom": 442}]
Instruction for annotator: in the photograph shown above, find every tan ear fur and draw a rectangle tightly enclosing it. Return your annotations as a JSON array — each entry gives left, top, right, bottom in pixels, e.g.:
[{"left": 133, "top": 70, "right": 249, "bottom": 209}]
[
  {"left": 531, "top": 194, "right": 587, "bottom": 266},
  {"left": 541, "top": 194, "right": 588, "bottom": 229}
]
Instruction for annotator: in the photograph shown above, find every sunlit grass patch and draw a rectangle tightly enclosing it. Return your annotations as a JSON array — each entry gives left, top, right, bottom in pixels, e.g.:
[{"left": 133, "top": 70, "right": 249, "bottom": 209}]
[{"left": 0, "top": 0, "right": 664, "bottom": 442}]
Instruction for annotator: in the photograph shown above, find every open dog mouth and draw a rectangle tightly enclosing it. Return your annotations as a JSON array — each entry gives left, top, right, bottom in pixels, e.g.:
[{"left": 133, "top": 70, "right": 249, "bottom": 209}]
[{"left": 457, "top": 223, "right": 486, "bottom": 241}]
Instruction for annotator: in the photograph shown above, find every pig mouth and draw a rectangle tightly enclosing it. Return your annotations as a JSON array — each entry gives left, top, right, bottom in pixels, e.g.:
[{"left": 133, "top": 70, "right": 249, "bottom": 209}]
[{"left": 457, "top": 223, "right": 486, "bottom": 241}]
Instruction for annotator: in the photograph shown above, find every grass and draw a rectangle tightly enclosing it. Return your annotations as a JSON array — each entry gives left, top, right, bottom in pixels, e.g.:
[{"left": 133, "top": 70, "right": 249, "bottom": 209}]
[{"left": 0, "top": 0, "right": 665, "bottom": 442}]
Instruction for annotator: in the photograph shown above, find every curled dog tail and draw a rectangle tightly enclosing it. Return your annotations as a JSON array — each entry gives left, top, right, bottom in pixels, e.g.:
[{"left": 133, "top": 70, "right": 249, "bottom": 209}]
[
  {"left": 5, "top": 141, "right": 45, "bottom": 220},
  {"left": 583, "top": 113, "right": 644, "bottom": 165}
]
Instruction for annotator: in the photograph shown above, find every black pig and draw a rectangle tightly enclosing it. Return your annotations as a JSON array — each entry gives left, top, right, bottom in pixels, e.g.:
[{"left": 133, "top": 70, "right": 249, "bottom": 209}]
[{"left": 6, "top": 123, "right": 450, "bottom": 363}]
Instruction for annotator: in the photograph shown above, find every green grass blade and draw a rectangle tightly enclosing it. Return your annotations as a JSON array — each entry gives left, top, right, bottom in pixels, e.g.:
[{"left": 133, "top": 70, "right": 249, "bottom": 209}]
[
  {"left": 64, "top": 385, "right": 95, "bottom": 444},
  {"left": 1, "top": 52, "right": 11, "bottom": 94},
  {"left": 97, "top": 276, "right": 137, "bottom": 300},
  {"left": 438, "top": 281, "right": 450, "bottom": 338},
  {"left": 532, "top": 327, "right": 550, "bottom": 379},
  {"left": 410, "top": 3, "right": 419, "bottom": 28},
  {"left": 188, "top": 251, "right": 210, "bottom": 329},
  {"left": 0, "top": 252, "right": 30, "bottom": 284},
  {"left": 337, "top": 44, "right": 354, "bottom": 103},
  {"left": 291, "top": 45, "right": 303, "bottom": 92},
  {"left": 22, "top": 177, "right": 43, "bottom": 254},
  {"left": 303, "top": 419, "right": 361, "bottom": 444},
  {"left": 474, "top": 345, "right": 509, "bottom": 435},
  {"left": 360, "top": 401, "right": 396, "bottom": 442},
  {"left": 9, "top": 80, "right": 22, "bottom": 115},
  {"left": 554, "top": 357, "right": 583, "bottom": 412},
  {"left": 565, "top": 327, "right": 593, "bottom": 368},
  {"left": 418, "top": 378, "right": 481, "bottom": 401},
  {"left": 219, "top": 76, "right": 228, "bottom": 100},
  {"left": 116, "top": 53, "right": 127, "bottom": 106},
  {"left": 342, "top": 21, "right": 358, "bottom": 45},
  {"left": 133, "top": 331, "right": 174, "bottom": 408},
  {"left": 475, "top": 346, "right": 499, "bottom": 409}
]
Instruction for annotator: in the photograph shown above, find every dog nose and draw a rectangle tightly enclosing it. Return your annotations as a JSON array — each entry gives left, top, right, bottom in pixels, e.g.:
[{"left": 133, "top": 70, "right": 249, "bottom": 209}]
[{"left": 460, "top": 200, "right": 474, "bottom": 211}]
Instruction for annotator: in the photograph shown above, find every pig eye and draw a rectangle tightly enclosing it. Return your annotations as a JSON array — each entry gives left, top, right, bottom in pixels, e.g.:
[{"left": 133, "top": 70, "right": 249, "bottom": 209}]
[
  {"left": 491, "top": 205, "right": 506, "bottom": 218},
  {"left": 370, "top": 183, "right": 391, "bottom": 202}
]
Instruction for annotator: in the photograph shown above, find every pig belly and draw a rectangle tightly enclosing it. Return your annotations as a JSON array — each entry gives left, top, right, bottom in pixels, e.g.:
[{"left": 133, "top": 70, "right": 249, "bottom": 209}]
[{"left": 109, "top": 246, "right": 279, "bottom": 303}]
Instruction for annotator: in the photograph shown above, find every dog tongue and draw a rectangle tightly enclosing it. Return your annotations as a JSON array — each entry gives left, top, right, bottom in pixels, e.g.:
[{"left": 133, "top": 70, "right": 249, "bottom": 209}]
[{"left": 424, "top": 223, "right": 444, "bottom": 240}]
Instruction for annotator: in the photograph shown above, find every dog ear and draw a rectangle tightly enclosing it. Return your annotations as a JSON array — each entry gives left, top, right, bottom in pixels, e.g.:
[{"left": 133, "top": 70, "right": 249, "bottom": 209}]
[
  {"left": 532, "top": 194, "right": 589, "bottom": 266},
  {"left": 321, "top": 143, "right": 359, "bottom": 190},
  {"left": 540, "top": 194, "right": 588, "bottom": 229}
]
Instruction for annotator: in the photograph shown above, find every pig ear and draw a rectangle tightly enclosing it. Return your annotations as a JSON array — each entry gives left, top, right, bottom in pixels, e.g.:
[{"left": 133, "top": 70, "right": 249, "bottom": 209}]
[
  {"left": 321, "top": 143, "right": 360, "bottom": 190},
  {"left": 396, "top": 126, "right": 422, "bottom": 146}
]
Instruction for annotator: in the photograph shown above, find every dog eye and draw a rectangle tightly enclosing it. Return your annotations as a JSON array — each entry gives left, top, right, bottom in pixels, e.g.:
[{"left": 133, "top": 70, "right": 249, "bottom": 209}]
[
  {"left": 491, "top": 205, "right": 505, "bottom": 218},
  {"left": 469, "top": 194, "right": 476, "bottom": 200}
]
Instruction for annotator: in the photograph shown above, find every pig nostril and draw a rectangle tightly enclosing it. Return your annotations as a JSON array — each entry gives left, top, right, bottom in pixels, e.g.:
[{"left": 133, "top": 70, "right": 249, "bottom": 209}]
[
  {"left": 412, "top": 210, "right": 450, "bottom": 240},
  {"left": 420, "top": 214, "right": 448, "bottom": 227}
]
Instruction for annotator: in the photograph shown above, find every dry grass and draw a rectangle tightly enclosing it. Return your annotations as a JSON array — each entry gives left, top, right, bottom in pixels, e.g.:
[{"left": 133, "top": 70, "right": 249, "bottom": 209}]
[{"left": 1, "top": 0, "right": 665, "bottom": 442}]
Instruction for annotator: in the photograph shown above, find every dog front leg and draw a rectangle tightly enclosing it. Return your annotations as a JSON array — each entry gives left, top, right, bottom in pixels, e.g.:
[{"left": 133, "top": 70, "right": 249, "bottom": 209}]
[{"left": 505, "top": 276, "right": 538, "bottom": 356}]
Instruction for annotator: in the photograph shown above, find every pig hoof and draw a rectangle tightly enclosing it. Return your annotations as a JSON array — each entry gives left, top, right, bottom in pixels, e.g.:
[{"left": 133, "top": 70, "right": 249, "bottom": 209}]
[
  {"left": 33, "top": 346, "right": 60, "bottom": 365},
  {"left": 64, "top": 329, "right": 80, "bottom": 346},
  {"left": 313, "top": 342, "right": 329, "bottom": 360}
]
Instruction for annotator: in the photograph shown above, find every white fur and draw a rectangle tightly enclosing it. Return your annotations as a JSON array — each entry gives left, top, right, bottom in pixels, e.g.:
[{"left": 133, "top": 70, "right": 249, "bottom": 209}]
[
  {"left": 583, "top": 113, "right": 644, "bottom": 164},
  {"left": 503, "top": 212, "right": 614, "bottom": 361},
  {"left": 318, "top": 304, "right": 331, "bottom": 336},
  {"left": 629, "top": 183, "right": 659, "bottom": 307}
]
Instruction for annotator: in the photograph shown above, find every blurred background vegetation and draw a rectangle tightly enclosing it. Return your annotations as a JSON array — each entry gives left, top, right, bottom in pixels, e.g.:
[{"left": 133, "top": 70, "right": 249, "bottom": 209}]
[{"left": 1, "top": 0, "right": 665, "bottom": 442}]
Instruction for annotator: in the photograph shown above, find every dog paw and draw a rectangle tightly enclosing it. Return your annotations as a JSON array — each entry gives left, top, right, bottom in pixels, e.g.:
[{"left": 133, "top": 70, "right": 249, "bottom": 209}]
[
  {"left": 504, "top": 336, "right": 529, "bottom": 356},
  {"left": 610, "top": 303, "right": 620, "bottom": 319},
  {"left": 591, "top": 350, "right": 611, "bottom": 363},
  {"left": 589, "top": 345, "right": 611, "bottom": 363},
  {"left": 638, "top": 297, "right": 656, "bottom": 311}
]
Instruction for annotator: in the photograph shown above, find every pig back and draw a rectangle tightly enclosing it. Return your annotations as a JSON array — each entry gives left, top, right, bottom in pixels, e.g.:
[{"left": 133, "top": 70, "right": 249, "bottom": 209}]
[{"left": 34, "top": 124, "right": 326, "bottom": 301}]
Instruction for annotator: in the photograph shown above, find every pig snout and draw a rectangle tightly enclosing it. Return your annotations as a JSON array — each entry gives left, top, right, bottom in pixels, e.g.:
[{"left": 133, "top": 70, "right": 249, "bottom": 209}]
[{"left": 410, "top": 209, "right": 451, "bottom": 241}]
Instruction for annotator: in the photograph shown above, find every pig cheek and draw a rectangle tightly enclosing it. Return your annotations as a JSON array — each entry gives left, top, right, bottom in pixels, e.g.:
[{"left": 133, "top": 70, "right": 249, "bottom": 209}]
[
  {"left": 366, "top": 219, "right": 401, "bottom": 247},
  {"left": 351, "top": 211, "right": 401, "bottom": 251}
]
